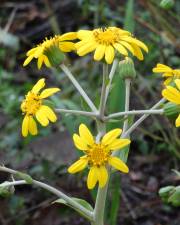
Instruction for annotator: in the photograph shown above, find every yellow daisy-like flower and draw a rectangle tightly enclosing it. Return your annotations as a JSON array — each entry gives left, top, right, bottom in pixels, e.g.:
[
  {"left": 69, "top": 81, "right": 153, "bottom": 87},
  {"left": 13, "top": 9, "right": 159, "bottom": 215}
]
[
  {"left": 68, "top": 124, "right": 131, "bottom": 189},
  {"left": 162, "top": 79, "right": 180, "bottom": 127},
  {"left": 75, "top": 27, "right": 148, "bottom": 64},
  {"left": 153, "top": 63, "right": 180, "bottom": 85},
  {"left": 21, "top": 78, "right": 60, "bottom": 137},
  {"left": 23, "top": 32, "right": 77, "bottom": 69}
]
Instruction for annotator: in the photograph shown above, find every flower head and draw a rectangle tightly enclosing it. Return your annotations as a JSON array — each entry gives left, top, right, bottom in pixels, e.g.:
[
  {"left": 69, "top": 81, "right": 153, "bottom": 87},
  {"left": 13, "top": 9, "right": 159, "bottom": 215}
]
[
  {"left": 21, "top": 78, "right": 60, "bottom": 137},
  {"left": 162, "top": 79, "right": 180, "bottom": 127},
  {"left": 153, "top": 63, "right": 180, "bottom": 85},
  {"left": 75, "top": 27, "right": 148, "bottom": 64},
  {"left": 68, "top": 124, "right": 131, "bottom": 189},
  {"left": 23, "top": 32, "right": 77, "bottom": 69}
]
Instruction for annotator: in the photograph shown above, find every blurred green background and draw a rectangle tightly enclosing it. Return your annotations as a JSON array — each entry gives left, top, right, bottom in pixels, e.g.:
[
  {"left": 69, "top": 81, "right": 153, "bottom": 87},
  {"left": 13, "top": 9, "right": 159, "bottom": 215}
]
[{"left": 0, "top": 0, "right": 179, "bottom": 225}]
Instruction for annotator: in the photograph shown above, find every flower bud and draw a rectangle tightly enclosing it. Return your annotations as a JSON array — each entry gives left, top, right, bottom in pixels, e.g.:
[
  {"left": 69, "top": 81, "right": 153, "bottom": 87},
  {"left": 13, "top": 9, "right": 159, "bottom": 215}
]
[
  {"left": 118, "top": 57, "right": 136, "bottom": 80},
  {"left": 0, "top": 182, "right": 15, "bottom": 197},
  {"left": 160, "top": 0, "right": 174, "bottom": 9},
  {"left": 159, "top": 186, "right": 175, "bottom": 199},
  {"left": 164, "top": 102, "right": 180, "bottom": 118},
  {"left": 45, "top": 44, "right": 65, "bottom": 67}
]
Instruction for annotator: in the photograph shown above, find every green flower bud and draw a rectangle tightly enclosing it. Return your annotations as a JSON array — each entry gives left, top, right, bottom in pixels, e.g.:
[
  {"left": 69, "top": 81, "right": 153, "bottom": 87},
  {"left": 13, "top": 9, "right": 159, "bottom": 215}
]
[
  {"left": 118, "top": 57, "right": 136, "bottom": 80},
  {"left": 45, "top": 44, "right": 65, "bottom": 67},
  {"left": 159, "top": 186, "right": 175, "bottom": 199},
  {"left": 168, "top": 186, "right": 180, "bottom": 207},
  {"left": 0, "top": 182, "right": 15, "bottom": 197},
  {"left": 160, "top": 0, "right": 174, "bottom": 9},
  {"left": 164, "top": 102, "right": 180, "bottom": 118}
]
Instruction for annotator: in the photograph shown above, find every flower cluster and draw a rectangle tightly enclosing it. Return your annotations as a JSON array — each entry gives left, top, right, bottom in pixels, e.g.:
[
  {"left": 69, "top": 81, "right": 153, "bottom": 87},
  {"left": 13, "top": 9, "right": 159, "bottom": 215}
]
[
  {"left": 23, "top": 26, "right": 148, "bottom": 67},
  {"left": 21, "top": 26, "right": 179, "bottom": 190}
]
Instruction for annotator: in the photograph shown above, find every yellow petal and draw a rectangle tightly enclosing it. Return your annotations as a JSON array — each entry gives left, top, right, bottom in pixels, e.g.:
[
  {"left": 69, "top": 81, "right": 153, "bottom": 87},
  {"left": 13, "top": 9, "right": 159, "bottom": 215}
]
[
  {"left": 105, "top": 45, "right": 115, "bottom": 64},
  {"left": 32, "top": 78, "right": 45, "bottom": 94},
  {"left": 59, "top": 42, "right": 75, "bottom": 52},
  {"left": 175, "top": 114, "right": 180, "bottom": 127},
  {"left": 108, "top": 156, "right": 129, "bottom": 173},
  {"left": 43, "top": 55, "right": 51, "bottom": 67},
  {"left": 153, "top": 64, "right": 172, "bottom": 73},
  {"left": 113, "top": 43, "right": 128, "bottom": 56},
  {"left": 28, "top": 116, "right": 38, "bottom": 135},
  {"left": 37, "top": 55, "right": 44, "bottom": 69},
  {"left": 26, "top": 47, "right": 37, "bottom": 56},
  {"left": 58, "top": 32, "right": 77, "bottom": 41},
  {"left": 77, "top": 30, "right": 93, "bottom": 40},
  {"left": 108, "top": 139, "right": 131, "bottom": 150},
  {"left": 23, "top": 55, "right": 34, "bottom": 67},
  {"left": 164, "top": 77, "right": 172, "bottom": 86},
  {"left": 121, "top": 36, "right": 148, "bottom": 52},
  {"left": 75, "top": 40, "right": 88, "bottom": 49},
  {"left": 79, "top": 124, "right": 94, "bottom": 146},
  {"left": 162, "top": 87, "right": 180, "bottom": 104},
  {"left": 73, "top": 134, "right": 88, "bottom": 150},
  {"left": 133, "top": 49, "right": 143, "bottom": 61},
  {"left": 77, "top": 42, "right": 97, "bottom": 56},
  {"left": 94, "top": 45, "right": 106, "bottom": 61},
  {"left": 68, "top": 157, "right": 88, "bottom": 174},
  {"left": 102, "top": 129, "right": 122, "bottom": 146},
  {"left": 35, "top": 107, "right": 49, "bottom": 126},
  {"left": 22, "top": 115, "right": 30, "bottom": 137},
  {"left": 39, "top": 105, "right": 57, "bottom": 122},
  {"left": 131, "top": 44, "right": 144, "bottom": 60},
  {"left": 40, "top": 88, "right": 60, "bottom": 99},
  {"left": 87, "top": 167, "right": 98, "bottom": 189},
  {"left": 119, "top": 41, "right": 134, "bottom": 55},
  {"left": 175, "top": 79, "right": 180, "bottom": 90},
  {"left": 162, "top": 72, "right": 173, "bottom": 77},
  {"left": 97, "top": 166, "right": 108, "bottom": 188}
]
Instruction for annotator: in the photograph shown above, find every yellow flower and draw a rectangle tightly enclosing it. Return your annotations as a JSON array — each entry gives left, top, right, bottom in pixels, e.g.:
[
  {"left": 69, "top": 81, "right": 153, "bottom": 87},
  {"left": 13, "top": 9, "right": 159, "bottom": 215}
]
[
  {"left": 162, "top": 79, "right": 180, "bottom": 127},
  {"left": 23, "top": 32, "right": 77, "bottom": 69},
  {"left": 68, "top": 124, "right": 131, "bottom": 189},
  {"left": 21, "top": 78, "right": 60, "bottom": 137},
  {"left": 153, "top": 63, "right": 180, "bottom": 85},
  {"left": 75, "top": 27, "right": 148, "bottom": 64}
]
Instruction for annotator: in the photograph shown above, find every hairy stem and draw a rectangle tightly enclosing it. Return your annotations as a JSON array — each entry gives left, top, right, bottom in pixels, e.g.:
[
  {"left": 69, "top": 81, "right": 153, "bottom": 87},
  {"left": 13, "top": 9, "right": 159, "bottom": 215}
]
[
  {"left": 0, "top": 166, "right": 93, "bottom": 221},
  {"left": 104, "top": 59, "right": 118, "bottom": 106},
  {"left": 99, "top": 64, "right": 108, "bottom": 119},
  {"left": 122, "top": 79, "right": 131, "bottom": 134},
  {"left": 106, "top": 109, "right": 164, "bottom": 120},
  {"left": 122, "top": 98, "right": 166, "bottom": 138},
  {"left": 60, "top": 64, "right": 97, "bottom": 112},
  {"left": 55, "top": 108, "right": 97, "bottom": 117}
]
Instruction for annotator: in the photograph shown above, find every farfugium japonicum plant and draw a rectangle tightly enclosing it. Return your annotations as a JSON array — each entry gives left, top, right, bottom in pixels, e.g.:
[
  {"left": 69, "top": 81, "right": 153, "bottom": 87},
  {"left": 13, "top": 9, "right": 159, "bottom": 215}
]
[{"left": 0, "top": 26, "right": 179, "bottom": 225}]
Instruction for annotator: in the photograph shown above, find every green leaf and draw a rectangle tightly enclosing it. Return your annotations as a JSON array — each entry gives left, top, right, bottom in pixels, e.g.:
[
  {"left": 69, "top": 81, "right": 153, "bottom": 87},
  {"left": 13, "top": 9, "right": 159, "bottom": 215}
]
[
  {"left": 53, "top": 197, "right": 93, "bottom": 218},
  {"left": 16, "top": 172, "right": 33, "bottom": 184},
  {"left": 124, "top": 0, "right": 135, "bottom": 33}
]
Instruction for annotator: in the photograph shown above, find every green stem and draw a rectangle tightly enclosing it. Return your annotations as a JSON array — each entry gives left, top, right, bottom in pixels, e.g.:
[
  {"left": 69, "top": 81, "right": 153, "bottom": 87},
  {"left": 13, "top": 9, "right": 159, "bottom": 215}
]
[
  {"left": 0, "top": 166, "right": 93, "bottom": 221},
  {"left": 122, "top": 79, "right": 131, "bottom": 134},
  {"left": 60, "top": 64, "right": 98, "bottom": 112}
]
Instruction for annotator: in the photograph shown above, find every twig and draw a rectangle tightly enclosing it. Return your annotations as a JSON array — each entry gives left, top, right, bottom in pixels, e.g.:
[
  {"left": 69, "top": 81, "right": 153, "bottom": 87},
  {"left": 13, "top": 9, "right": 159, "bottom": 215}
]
[
  {"left": 122, "top": 98, "right": 166, "bottom": 138},
  {"left": 60, "top": 64, "right": 98, "bottom": 112},
  {"left": 0, "top": 166, "right": 93, "bottom": 221}
]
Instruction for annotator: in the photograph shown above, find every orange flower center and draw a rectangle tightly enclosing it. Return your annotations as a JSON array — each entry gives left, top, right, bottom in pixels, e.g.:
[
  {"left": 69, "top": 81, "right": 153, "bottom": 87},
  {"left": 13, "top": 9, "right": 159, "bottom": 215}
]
[
  {"left": 21, "top": 92, "right": 41, "bottom": 116},
  {"left": 93, "top": 28, "right": 119, "bottom": 45},
  {"left": 87, "top": 143, "right": 110, "bottom": 167}
]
